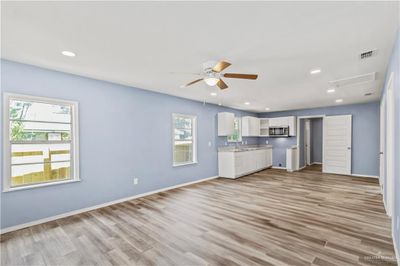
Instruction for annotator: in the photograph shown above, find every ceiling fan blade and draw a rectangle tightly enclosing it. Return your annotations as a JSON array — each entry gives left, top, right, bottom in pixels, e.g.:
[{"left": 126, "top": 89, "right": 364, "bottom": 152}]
[
  {"left": 217, "top": 79, "right": 228, "bottom": 90},
  {"left": 223, "top": 73, "right": 258, "bottom": 80},
  {"left": 182, "top": 78, "right": 203, "bottom": 87},
  {"left": 212, "top": 61, "right": 231, "bottom": 73}
]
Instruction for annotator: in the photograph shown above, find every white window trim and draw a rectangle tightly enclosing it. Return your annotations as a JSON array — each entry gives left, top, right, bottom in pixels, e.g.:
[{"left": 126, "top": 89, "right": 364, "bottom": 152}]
[
  {"left": 3, "top": 93, "right": 80, "bottom": 192},
  {"left": 172, "top": 113, "right": 197, "bottom": 167}
]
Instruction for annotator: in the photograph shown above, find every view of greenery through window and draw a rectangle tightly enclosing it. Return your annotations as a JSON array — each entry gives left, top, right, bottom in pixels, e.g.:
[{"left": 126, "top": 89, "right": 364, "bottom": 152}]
[
  {"left": 9, "top": 99, "right": 72, "bottom": 187},
  {"left": 173, "top": 115, "right": 194, "bottom": 164},
  {"left": 227, "top": 118, "right": 242, "bottom": 142}
]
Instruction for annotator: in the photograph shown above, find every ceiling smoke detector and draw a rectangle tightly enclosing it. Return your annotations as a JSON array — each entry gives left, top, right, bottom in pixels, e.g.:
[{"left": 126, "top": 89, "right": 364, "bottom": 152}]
[{"left": 360, "top": 49, "right": 377, "bottom": 59}]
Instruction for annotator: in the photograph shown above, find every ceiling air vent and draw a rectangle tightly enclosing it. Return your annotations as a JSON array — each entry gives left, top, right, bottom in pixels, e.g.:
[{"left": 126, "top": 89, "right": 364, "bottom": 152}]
[
  {"left": 360, "top": 49, "right": 377, "bottom": 59},
  {"left": 329, "top": 72, "right": 376, "bottom": 88}
]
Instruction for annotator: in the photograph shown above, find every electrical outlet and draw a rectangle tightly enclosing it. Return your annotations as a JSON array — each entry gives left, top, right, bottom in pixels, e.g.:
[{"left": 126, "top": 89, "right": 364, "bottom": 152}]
[
  {"left": 208, "top": 141, "right": 212, "bottom": 147},
  {"left": 265, "top": 140, "right": 269, "bottom": 144},
  {"left": 133, "top": 178, "right": 139, "bottom": 185}
]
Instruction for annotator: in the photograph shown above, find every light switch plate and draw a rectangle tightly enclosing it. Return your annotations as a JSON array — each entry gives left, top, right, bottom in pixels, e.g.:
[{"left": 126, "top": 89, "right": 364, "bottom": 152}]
[{"left": 133, "top": 178, "right": 139, "bottom": 185}]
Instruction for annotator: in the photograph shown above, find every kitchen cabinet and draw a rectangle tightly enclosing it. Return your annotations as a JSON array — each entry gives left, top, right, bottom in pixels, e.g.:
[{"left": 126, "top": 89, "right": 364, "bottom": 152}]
[
  {"left": 267, "top": 116, "right": 296, "bottom": 136},
  {"left": 218, "top": 147, "right": 273, "bottom": 179},
  {"left": 259, "top": 118, "right": 269, "bottom": 136},
  {"left": 217, "top": 112, "right": 235, "bottom": 136},
  {"left": 242, "top": 116, "right": 260, "bottom": 136},
  {"left": 287, "top": 116, "right": 297, "bottom": 136}
]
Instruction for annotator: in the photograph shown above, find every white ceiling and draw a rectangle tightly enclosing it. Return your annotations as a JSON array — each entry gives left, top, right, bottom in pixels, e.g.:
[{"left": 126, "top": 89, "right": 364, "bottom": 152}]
[{"left": 2, "top": 1, "right": 399, "bottom": 112}]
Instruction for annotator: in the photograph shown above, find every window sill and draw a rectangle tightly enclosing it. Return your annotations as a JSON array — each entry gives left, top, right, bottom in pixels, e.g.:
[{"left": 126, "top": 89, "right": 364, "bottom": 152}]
[
  {"left": 3, "top": 178, "right": 80, "bottom": 193},
  {"left": 173, "top": 161, "right": 198, "bottom": 167}
]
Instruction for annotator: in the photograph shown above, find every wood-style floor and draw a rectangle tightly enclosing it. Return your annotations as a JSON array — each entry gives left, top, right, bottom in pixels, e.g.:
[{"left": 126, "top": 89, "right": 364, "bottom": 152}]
[{"left": 1, "top": 167, "right": 397, "bottom": 266}]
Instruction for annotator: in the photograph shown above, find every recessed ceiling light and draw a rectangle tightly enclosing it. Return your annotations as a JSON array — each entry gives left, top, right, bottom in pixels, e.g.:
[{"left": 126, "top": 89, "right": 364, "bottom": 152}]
[
  {"left": 244, "top": 102, "right": 250, "bottom": 105},
  {"left": 310, "top": 69, "right": 321, "bottom": 75},
  {"left": 265, "top": 107, "right": 270, "bottom": 111},
  {"left": 335, "top": 99, "right": 343, "bottom": 103},
  {"left": 210, "top": 92, "right": 217, "bottom": 96},
  {"left": 61, "top": 50, "right": 76, "bottom": 57},
  {"left": 327, "top": 88, "right": 335, "bottom": 93}
]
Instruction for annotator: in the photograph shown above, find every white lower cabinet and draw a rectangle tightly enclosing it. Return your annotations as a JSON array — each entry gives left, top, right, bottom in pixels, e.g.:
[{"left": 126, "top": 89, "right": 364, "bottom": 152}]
[{"left": 218, "top": 148, "right": 273, "bottom": 179}]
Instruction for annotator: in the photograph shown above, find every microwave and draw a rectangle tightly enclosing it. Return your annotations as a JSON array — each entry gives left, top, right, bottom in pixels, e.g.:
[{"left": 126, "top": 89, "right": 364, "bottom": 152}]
[{"left": 269, "top": 126, "right": 289, "bottom": 137}]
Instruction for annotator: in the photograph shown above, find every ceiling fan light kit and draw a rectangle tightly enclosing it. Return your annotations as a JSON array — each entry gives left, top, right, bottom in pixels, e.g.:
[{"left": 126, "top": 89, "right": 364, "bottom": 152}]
[{"left": 180, "top": 60, "right": 258, "bottom": 90}]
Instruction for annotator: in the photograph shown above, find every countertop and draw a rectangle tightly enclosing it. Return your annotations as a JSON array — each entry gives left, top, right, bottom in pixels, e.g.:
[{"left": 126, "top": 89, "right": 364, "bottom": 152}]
[{"left": 218, "top": 145, "right": 272, "bottom": 153}]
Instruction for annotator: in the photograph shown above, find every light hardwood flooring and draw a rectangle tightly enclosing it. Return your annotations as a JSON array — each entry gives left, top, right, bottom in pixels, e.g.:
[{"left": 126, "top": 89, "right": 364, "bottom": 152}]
[{"left": 1, "top": 168, "right": 397, "bottom": 266}]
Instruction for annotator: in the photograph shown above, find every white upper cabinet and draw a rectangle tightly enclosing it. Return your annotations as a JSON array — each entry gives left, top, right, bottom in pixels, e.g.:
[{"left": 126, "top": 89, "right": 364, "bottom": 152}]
[
  {"left": 242, "top": 116, "right": 260, "bottom": 136},
  {"left": 265, "top": 116, "right": 297, "bottom": 136},
  {"left": 259, "top": 118, "right": 269, "bottom": 136},
  {"left": 287, "top": 116, "right": 297, "bottom": 136},
  {"left": 217, "top": 112, "right": 235, "bottom": 136}
]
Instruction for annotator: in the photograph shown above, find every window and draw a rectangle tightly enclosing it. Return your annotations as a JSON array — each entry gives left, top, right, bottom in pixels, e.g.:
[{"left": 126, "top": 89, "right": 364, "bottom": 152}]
[
  {"left": 172, "top": 114, "right": 197, "bottom": 166},
  {"left": 3, "top": 93, "right": 79, "bottom": 191},
  {"left": 227, "top": 117, "right": 242, "bottom": 142}
]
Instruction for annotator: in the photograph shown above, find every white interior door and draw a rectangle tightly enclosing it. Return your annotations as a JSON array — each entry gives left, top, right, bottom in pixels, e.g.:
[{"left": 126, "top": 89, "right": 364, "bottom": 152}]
[
  {"left": 305, "top": 119, "right": 311, "bottom": 165},
  {"left": 385, "top": 73, "right": 394, "bottom": 217},
  {"left": 323, "top": 115, "right": 352, "bottom": 175},
  {"left": 379, "top": 98, "right": 386, "bottom": 193}
]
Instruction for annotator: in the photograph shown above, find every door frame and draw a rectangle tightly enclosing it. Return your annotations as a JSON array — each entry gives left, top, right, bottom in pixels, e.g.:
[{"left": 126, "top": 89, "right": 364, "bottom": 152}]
[
  {"left": 385, "top": 72, "right": 395, "bottom": 217},
  {"left": 379, "top": 97, "right": 386, "bottom": 194},
  {"left": 296, "top": 115, "right": 325, "bottom": 171},
  {"left": 304, "top": 119, "right": 311, "bottom": 165}
]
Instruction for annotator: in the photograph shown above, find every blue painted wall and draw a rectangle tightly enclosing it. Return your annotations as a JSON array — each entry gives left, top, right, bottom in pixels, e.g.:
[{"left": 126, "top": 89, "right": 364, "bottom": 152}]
[
  {"left": 0, "top": 60, "right": 256, "bottom": 229},
  {"left": 258, "top": 101, "right": 380, "bottom": 177},
  {"left": 380, "top": 30, "right": 399, "bottom": 259},
  {"left": 311, "top": 118, "right": 323, "bottom": 163}
]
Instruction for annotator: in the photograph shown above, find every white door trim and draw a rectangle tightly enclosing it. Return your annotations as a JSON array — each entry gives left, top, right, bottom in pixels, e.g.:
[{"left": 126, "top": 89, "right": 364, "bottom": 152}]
[
  {"left": 379, "top": 97, "right": 386, "bottom": 194},
  {"left": 305, "top": 119, "right": 311, "bottom": 165},
  {"left": 385, "top": 72, "right": 395, "bottom": 217},
  {"left": 296, "top": 115, "right": 325, "bottom": 170}
]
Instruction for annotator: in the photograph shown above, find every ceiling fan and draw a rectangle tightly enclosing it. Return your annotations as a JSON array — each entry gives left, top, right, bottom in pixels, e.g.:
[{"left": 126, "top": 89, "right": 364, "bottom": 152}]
[{"left": 180, "top": 61, "right": 258, "bottom": 90}]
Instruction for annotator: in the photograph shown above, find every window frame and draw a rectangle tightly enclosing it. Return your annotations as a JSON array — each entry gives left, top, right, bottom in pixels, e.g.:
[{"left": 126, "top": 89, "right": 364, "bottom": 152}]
[
  {"left": 3, "top": 93, "right": 80, "bottom": 192},
  {"left": 227, "top": 117, "right": 242, "bottom": 143},
  {"left": 172, "top": 113, "right": 197, "bottom": 167}
]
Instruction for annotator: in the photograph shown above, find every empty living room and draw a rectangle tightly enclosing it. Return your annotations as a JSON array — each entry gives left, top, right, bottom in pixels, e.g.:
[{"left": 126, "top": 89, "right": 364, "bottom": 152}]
[{"left": 1, "top": 1, "right": 399, "bottom": 265}]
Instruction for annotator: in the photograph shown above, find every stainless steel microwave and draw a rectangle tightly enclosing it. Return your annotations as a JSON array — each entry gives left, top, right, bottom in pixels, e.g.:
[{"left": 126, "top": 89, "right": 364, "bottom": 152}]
[{"left": 269, "top": 126, "right": 289, "bottom": 137}]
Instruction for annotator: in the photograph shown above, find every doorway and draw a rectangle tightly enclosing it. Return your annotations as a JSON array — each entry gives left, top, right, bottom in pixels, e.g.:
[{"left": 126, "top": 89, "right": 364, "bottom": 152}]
[{"left": 297, "top": 116, "right": 324, "bottom": 171}]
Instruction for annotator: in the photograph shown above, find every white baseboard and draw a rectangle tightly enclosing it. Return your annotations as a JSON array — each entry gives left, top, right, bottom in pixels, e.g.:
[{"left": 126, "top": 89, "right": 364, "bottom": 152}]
[
  {"left": 272, "top": 166, "right": 286, "bottom": 170},
  {"left": 1, "top": 175, "right": 219, "bottom": 234},
  {"left": 351, "top": 173, "right": 379, "bottom": 179}
]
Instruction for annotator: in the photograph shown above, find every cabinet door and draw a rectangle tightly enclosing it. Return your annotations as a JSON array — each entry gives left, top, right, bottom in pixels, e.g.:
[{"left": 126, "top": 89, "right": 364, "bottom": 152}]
[
  {"left": 266, "top": 149, "right": 272, "bottom": 167},
  {"left": 251, "top": 117, "right": 260, "bottom": 136},
  {"left": 234, "top": 153, "right": 245, "bottom": 176},
  {"left": 287, "top": 116, "right": 297, "bottom": 136},
  {"left": 218, "top": 112, "right": 235, "bottom": 136},
  {"left": 241, "top": 117, "right": 250, "bottom": 136}
]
